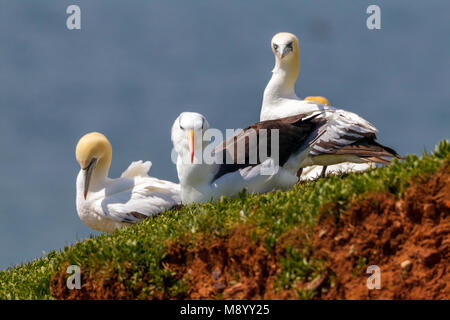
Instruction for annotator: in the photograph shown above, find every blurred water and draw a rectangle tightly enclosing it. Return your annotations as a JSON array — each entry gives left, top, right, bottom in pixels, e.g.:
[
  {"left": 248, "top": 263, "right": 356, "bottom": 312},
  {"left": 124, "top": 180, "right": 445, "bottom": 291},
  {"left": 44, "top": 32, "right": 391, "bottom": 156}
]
[{"left": 0, "top": 0, "right": 448, "bottom": 269}]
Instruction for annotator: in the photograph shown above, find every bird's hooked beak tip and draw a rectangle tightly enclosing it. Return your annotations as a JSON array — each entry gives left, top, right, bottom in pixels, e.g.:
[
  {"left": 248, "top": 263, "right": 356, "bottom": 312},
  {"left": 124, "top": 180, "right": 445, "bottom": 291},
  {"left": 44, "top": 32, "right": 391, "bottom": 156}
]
[{"left": 188, "top": 130, "right": 195, "bottom": 163}]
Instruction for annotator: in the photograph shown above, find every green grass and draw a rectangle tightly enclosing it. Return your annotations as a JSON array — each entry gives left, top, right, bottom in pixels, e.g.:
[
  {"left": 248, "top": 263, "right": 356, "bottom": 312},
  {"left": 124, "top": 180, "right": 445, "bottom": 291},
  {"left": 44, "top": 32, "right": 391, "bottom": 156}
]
[{"left": 0, "top": 140, "right": 448, "bottom": 300}]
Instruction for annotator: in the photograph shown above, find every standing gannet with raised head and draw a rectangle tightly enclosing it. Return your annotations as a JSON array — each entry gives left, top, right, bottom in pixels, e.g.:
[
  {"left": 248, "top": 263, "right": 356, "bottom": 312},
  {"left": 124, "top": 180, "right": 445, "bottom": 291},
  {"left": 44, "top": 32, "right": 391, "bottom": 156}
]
[
  {"left": 75, "top": 132, "right": 181, "bottom": 233},
  {"left": 171, "top": 112, "right": 327, "bottom": 204},
  {"left": 261, "top": 32, "right": 401, "bottom": 177}
]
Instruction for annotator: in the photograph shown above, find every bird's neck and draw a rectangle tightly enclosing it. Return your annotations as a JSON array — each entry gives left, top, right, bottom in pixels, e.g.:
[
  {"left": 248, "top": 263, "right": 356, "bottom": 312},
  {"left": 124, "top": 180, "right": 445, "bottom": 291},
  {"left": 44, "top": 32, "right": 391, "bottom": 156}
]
[
  {"left": 180, "top": 164, "right": 216, "bottom": 204},
  {"left": 177, "top": 157, "right": 217, "bottom": 187},
  {"left": 176, "top": 142, "right": 220, "bottom": 203},
  {"left": 262, "top": 56, "right": 300, "bottom": 106}
]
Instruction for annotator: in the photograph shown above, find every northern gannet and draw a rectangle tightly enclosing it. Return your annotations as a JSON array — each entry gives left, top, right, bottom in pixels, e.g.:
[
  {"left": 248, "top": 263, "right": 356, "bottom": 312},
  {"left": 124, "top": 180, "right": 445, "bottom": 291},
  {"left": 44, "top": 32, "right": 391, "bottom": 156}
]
[
  {"left": 261, "top": 32, "right": 401, "bottom": 177},
  {"left": 75, "top": 132, "right": 181, "bottom": 233},
  {"left": 171, "top": 112, "right": 327, "bottom": 204}
]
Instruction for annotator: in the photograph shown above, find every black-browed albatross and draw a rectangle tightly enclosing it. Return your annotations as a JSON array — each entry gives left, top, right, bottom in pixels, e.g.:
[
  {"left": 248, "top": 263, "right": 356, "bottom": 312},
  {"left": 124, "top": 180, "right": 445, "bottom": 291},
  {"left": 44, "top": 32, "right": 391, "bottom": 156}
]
[{"left": 171, "top": 111, "right": 327, "bottom": 204}]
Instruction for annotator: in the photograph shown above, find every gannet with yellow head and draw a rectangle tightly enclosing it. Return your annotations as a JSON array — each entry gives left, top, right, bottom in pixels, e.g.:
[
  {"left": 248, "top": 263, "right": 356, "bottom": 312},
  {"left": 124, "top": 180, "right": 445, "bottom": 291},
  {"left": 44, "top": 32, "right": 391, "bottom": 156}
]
[
  {"left": 261, "top": 32, "right": 401, "bottom": 178},
  {"left": 75, "top": 132, "right": 181, "bottom": 233}
]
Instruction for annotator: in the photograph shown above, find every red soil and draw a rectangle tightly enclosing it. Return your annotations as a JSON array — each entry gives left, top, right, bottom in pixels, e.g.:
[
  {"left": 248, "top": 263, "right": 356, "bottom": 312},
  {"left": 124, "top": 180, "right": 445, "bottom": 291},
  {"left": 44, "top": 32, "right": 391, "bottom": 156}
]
[
  {"left": 50, "top": 262, "right": 137, "bottom": 299},
  {"left": 163, "top": 227, "right": 281, "bottom": 299},
  {"left": 313, "top": 166, "right": 450, "bottom": 299},
  {"left": 50, "top": 165, "right": 449, "bottom": 300}
]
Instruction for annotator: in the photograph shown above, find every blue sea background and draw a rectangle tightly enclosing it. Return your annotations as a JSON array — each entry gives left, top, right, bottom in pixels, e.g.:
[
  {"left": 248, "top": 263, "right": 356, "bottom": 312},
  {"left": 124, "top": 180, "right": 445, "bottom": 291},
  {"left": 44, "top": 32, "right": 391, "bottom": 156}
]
[{"left": 0, "top": 0, "right": 448, "bottom": 269}]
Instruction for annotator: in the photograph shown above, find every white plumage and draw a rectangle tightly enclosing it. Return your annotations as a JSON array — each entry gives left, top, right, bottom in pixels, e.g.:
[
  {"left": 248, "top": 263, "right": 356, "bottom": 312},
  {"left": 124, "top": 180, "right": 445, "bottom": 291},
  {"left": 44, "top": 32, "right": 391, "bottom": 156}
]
[
  {"left": 75, "top": 132, "right": 180, "bottom": 233},
  {"left": 300, "top": 162, "right": 375, "bottom": 181},
  {"left": 261, "top": 32, "right": 385, "bottom": 178}
]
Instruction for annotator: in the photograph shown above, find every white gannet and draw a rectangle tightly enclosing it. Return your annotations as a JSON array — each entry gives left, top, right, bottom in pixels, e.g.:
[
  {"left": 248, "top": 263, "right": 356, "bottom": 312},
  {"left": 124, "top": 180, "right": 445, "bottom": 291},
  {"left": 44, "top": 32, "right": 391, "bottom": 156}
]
[
  {"left": 261, "top": 32, "right": 401, "bottom": 178},
  {"left": 171, "top": 111, "right": 327, "bottom": 204},
  {"left": 75, "top": 132, "right": 181, "bottom": 233}
]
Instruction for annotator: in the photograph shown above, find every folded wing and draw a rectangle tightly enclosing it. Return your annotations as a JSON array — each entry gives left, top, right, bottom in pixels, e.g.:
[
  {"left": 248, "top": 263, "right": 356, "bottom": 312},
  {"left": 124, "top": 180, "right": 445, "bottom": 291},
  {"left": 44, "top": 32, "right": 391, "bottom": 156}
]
[{"left": 212, "top": 113, "right": 327, "bottom": 181}]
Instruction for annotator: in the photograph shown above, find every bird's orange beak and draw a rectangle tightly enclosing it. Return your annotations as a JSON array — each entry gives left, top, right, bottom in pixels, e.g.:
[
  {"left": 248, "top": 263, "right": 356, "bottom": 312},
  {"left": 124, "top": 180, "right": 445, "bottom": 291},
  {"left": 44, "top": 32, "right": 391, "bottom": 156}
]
[{"left": 188, "top": 130, "right": 195, "bottom": 163}]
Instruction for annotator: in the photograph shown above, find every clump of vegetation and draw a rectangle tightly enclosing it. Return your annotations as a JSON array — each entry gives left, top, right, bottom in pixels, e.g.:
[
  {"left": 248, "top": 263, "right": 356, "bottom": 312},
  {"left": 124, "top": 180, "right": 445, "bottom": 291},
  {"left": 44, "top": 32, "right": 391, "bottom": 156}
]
[{"left": 0, "top": 140, "right": 448, "bottom": 300}]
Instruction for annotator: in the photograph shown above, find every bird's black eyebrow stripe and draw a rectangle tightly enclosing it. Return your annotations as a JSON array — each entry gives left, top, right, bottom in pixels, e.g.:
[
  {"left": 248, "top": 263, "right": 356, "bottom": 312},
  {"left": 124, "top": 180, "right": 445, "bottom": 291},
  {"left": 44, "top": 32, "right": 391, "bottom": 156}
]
[{"left": 179, "top": 117, "right": 184, "bottom": 130}]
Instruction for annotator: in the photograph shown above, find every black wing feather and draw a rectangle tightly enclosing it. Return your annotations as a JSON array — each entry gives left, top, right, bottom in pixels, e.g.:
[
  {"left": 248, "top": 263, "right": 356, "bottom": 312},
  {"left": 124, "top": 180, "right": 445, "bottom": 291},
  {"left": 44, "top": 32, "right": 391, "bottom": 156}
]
[{"left": 212, "top": 114, "right": 326, "bottom": 181}]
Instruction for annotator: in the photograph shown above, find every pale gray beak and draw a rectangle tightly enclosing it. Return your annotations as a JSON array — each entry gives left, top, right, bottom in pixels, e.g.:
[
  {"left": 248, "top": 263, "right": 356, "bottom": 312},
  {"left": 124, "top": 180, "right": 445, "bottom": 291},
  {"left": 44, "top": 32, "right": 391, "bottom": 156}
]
[
  {"left": 280, "top": 44, "right": 293, "bottom": 59},
  {"left": 83, "top": 158, "right": 97, "bottom": 200}
]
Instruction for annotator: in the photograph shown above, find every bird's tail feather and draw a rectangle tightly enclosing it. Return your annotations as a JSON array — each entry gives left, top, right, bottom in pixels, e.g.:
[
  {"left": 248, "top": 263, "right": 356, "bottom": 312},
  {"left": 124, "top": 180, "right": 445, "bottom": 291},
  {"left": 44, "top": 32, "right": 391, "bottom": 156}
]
[{"left": 334, "top": 139, "right": 403, "bottom": 164}]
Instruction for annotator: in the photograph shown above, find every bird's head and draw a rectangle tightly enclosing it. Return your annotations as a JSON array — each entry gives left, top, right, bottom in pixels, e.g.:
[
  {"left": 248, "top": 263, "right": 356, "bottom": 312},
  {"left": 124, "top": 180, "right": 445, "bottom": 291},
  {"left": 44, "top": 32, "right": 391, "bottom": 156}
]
[
  {"left": 75, "top": 132, "right": 112, "bottom": 199},
  {"left": 271, "top": 32, "right": 299, "bottom": 62},
  {"left": 171, "top": 112, "right": 209, "bottom": 164}
]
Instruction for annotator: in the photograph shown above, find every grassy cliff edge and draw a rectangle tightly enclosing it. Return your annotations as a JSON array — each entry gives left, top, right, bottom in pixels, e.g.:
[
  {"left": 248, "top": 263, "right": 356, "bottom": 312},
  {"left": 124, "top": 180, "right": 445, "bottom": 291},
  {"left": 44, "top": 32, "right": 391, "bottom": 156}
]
[{"left": 1, "top": 140, "right": 448, "bottom": 300}]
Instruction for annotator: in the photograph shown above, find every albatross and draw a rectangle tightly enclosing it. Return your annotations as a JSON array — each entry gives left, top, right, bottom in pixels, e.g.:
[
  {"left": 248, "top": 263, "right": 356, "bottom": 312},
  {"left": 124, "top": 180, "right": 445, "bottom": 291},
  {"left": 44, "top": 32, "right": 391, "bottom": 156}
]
[
  {"left": 171, "top": 112, "right": 327, "bottom": 204},
  {"left": 261, "top": 32, "right": 401, "bottom": 177},
  {"left": 75, "top": 132, "right": 181, "bottom": 233}
]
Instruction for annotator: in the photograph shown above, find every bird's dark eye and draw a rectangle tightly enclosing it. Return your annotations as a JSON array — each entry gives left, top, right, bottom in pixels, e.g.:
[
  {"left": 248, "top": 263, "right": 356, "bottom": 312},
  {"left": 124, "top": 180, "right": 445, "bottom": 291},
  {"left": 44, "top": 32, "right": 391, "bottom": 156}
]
[
  {"left": 286, "top": 42, "right": 293, "bottom": 49},
  {"left": 273, "top": 44, "right": 278, "bottom": 50}
]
